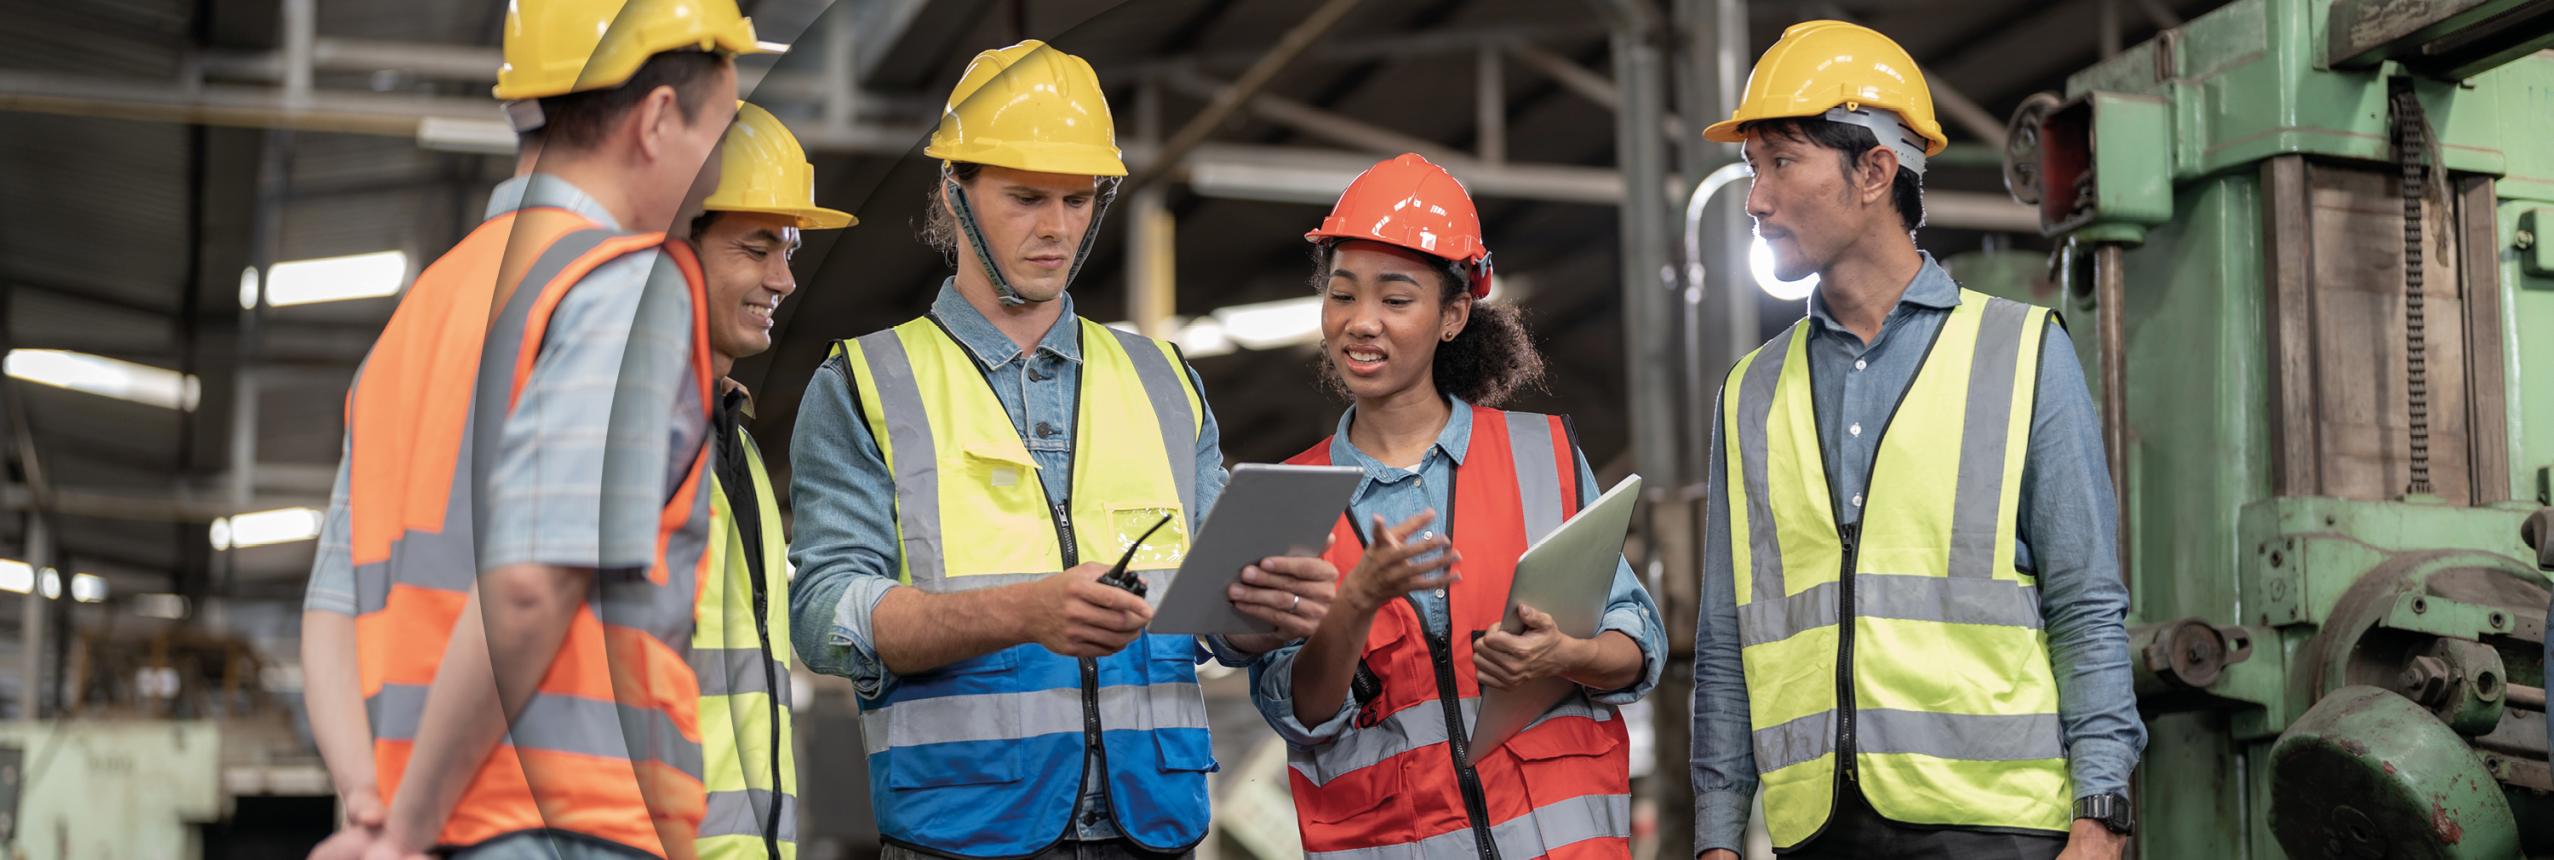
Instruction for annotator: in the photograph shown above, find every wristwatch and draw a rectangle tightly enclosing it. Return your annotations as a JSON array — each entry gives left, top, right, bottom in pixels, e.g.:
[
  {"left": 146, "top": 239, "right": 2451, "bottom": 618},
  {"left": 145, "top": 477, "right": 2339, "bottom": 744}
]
[{"left": 2075, "top": 793, "right": 2134, "bottom": 835}]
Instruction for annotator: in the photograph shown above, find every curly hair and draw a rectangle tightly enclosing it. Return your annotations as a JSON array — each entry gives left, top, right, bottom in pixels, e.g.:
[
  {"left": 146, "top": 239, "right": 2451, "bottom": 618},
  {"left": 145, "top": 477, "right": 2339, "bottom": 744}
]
[
  {"left": 915, "top": 161, "right": 984, "bottom": 265},
  {"left": 1312, "top": 246, "right": 1547, "bottom": 408}
]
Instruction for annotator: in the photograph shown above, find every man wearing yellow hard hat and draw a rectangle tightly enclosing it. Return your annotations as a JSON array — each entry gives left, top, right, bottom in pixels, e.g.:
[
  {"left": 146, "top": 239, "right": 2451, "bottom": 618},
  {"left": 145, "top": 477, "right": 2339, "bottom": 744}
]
[
  {"left": 686, "top": 101, "right": 852, "bottom": 860},
  {"left": 1688, "top": 20, "right": 2142, "bottom": 860},
  {"left": 299, "top": 0, "right": 762, "bottom": 858},
  {"left": 786, "top": 40, "right": 1339, "bottom": 859}
]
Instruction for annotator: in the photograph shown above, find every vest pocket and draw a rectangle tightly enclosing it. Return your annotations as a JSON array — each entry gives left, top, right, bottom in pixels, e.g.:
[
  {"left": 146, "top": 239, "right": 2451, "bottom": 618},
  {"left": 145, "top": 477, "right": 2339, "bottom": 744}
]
[
  {"left": 1147, "top": 638, "right": 1219, "bottom": 773},
  {"left": 1105, "top": 503, "right": 1189, "bottom": 569},
  {"left": 1298, "top": 742, "right": 1407, "bottom": 826},
  {"left": 881, "top": 649, "right": 1024, "bottom": 788},
  {"left": 1503, "top": 699, "right": 1628, "bottom": 812}
]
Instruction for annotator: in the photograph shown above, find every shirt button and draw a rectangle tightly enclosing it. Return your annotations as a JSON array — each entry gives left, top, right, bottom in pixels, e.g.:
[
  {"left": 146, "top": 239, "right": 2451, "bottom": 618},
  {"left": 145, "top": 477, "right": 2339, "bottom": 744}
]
[
  {"left": 1851, "top": 494, "right": 1864, "bottom": 507},
  {"left": 1036, "top": 421, "right": 1060, "bottom": 438},
  {"left": 1028, "top": 367, "right": 1050, "bottom": 382},
  {"left": 1434, "top": 588, "right": 1448, "bottom": 599},
  {"left": 1849, "top": 422, "right": 1863, "bottom": 438},
  {"left": 1854, "top": 359, "right": 1868, "bottom": 371}
]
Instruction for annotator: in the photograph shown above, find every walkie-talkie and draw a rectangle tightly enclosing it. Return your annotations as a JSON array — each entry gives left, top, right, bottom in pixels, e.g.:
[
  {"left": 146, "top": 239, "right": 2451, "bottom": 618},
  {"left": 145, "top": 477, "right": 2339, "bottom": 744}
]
[{"left": 1098, "top": 513, "right": 1174, "bottom": 598}]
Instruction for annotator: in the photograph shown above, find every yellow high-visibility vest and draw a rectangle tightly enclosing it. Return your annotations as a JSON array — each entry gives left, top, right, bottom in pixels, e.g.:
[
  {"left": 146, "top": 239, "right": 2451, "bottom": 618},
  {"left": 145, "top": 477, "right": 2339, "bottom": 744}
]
[
  {"left": 1720, "top": 290, "right": 2071, "bottom": 849},
  {"left": 695, "top": 417, "right": 797, "bottom": 860}
]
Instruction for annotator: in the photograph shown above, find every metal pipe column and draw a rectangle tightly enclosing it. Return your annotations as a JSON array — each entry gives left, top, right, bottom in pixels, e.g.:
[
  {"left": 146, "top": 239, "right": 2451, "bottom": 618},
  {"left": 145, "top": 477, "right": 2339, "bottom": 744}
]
[
  {"left": 2095, "top": 243, "right": 2131, "bottom": 588},
  {"left": 1598, "top": 1, "right": 1679, "bottom": 491},
  {"left": 18, "top": 513, "right": 46, "bottom": 721}
]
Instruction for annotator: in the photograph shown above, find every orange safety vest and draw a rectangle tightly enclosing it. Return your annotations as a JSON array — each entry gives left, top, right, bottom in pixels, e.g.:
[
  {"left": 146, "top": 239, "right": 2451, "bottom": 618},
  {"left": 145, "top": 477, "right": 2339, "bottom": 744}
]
[
  {"left": 343, "top": 207, "right": 716, "bottom": 857},
  {"left": 1281, "top": 405, "right": 1633, "bottom": 860}
]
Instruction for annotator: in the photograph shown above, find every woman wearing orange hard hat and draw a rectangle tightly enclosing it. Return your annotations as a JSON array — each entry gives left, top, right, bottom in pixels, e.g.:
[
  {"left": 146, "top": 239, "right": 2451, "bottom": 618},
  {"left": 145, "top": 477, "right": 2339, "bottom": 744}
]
[{"left": 1246, "top": 152, "right": 1666, "bottom": 859}]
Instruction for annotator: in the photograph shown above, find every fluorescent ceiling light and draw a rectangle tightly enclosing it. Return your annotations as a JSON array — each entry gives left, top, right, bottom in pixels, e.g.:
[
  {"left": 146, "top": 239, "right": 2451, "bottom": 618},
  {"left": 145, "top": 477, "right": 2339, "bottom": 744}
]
[
  {"left": 211, "top": 507, "right": 324, "bottom": 550},
  {"left": 136, "top": 593, "right": 190, "bottom": 620},
  {"left": 4, "top": 349, "right": 202, "bottom": 411},
  {"left": 1211, "top": 297, "right": 1324, "bottom": 352},
  {"left": 0, "top": 561, "right": 98, "bottom": 602},
  {"left": 1106, "top": 317, "right": 1237, "bottom": 360},
  {"left": 262, "top": 250, "right": 409, "bottom": 307},
  {"left": 1750, "top": 235, "right": 1819, "bottom": 301}
]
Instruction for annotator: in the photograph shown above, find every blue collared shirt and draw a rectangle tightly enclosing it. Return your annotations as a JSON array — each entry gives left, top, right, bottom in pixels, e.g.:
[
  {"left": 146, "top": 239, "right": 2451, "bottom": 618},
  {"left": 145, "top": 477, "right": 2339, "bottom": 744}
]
[
  {"left": 787, "top": 279, "right": 1234, "bottom": 840},
  {"left": 1689, "top": 253, "right": 2146, "bottom": 852},
  {"left": 1246, "top": 396, "right": 1667, "bottom": 746}
]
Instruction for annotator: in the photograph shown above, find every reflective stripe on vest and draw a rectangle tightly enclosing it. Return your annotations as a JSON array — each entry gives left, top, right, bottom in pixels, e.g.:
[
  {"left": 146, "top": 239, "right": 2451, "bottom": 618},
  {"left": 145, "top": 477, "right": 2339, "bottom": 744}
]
[
  {"left": 831, "top": 315, "right": 1212, "bottom": 858},
  {"left": 695, "top": 420, "right": 799, "bottom": 860},
  {"left": 1282, "top": 406, "right": 1633, "bottom": 860},
  {"left": 347, "top": 210, "right": 715, "bottom": 856},
  {"left": 1720, "top": 290, "right": 2069, "bottom": 849}
]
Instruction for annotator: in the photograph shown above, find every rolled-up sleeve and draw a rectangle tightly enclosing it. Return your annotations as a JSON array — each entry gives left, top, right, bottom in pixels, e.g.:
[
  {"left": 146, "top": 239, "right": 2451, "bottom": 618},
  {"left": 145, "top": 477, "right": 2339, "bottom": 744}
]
[
  {"left": 786, "top": 355, "right": 903, "bottom": 697},
  {"left": 1575, "top": 445, "right": 1665, "bottom": 706},
  {"left": 1692, "top": 390, "right": 1758, "bottom": 855},
  {"left": 2021, "top": 320, "right": 2146, "bottom": 799},
  {"left": 1245, "top": 642, "right": 1360, "bottom": 747}
]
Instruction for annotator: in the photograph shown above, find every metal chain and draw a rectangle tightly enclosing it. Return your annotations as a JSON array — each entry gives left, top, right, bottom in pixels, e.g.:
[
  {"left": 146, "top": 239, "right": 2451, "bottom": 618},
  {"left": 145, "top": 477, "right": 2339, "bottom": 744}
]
[{"left": 2388, "top": 76, "right": 2433, "bottom": 496}]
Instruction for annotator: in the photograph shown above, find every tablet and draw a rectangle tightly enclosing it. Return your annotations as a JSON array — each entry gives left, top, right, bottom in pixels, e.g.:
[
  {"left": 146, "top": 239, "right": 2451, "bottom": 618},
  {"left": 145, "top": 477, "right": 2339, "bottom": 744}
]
[
  {"left": 1149, "top": 463, "right": 1364, "bottom": 635},
  {"left": 1469, "top": 474, "right": 1642, "bottom": 762}
]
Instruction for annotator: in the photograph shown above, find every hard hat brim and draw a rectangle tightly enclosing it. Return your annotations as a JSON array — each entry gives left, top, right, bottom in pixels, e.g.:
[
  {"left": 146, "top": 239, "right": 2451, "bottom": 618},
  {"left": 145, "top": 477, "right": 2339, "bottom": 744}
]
[
  {"left": 924, "top": 144, "right": 1129, "bottom": 179},
  {"left": 706, "top": 204, "right": 855, "bottom": 230}
]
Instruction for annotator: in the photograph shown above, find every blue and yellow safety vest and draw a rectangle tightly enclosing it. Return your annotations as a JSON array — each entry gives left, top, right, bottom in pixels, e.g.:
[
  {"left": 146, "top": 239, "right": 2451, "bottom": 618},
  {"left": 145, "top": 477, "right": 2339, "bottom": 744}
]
[{"left": 832, "top": 315, "right": 1213, "bottom": 858}]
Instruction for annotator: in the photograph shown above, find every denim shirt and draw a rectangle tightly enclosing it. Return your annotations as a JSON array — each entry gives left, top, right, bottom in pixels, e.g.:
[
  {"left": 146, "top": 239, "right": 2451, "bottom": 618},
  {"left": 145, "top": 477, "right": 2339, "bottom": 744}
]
[
  {"left": 1247, "top": 397, "right": 1668, "bottom": 746},
  {"left": 787, "top": 280, "right": 1234, "bottom": 841},
  {"left": 1689, "top": 253, "right": 2146, "bottom": 852}
]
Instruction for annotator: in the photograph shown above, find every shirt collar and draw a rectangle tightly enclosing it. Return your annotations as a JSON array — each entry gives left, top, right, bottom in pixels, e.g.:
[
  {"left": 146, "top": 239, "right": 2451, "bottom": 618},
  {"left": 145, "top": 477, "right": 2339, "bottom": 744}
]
[
  {"left": 927, "top": 278, "right": 1083, "bottom": 370},
  {"left": 506, "top": 173, "right": 620, "bottom": 230},
  {"left": 1806, "top": 250, "right": 1959, "bottom": 333},
  {"left": 1327, "top": 394, "right": 1476, "bottom": 483},
  {"left": 483, "top": 175, "right": 531, "bottom": 221}
]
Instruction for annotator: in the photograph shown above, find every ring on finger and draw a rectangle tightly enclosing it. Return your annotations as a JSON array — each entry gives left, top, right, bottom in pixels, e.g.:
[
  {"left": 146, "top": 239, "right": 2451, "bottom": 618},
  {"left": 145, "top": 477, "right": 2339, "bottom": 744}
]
[{"left": 1288, "top": 593, "right": 1301, "bottom": 613}]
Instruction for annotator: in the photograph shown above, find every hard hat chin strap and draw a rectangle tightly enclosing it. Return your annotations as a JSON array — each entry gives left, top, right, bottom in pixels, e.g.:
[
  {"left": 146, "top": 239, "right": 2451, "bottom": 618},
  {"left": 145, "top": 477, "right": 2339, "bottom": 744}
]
[
  {"left": 1822, "top": 106, "right": 1928, "bottom": 177},
  {"left": 942, "top": 164, "right": 1120, "bottom": 308}
]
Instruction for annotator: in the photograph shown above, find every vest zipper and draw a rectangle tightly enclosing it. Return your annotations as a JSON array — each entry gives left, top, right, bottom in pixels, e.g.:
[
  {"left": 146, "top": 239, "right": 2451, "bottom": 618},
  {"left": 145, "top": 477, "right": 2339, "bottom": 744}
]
[
  {"left": 1833, "top": 522, "right": 1860, "bottom": 792},
  {"left": 1052, "top": 500, "right": 1112, "bottom": 845},
  {"left": 1407, "top": 594, "right": 1501, "bottom": 860}
]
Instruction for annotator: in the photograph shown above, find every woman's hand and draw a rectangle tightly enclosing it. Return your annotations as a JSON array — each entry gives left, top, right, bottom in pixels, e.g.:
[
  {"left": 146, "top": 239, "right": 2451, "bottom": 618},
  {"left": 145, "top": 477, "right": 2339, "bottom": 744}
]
[
  {"left": 1473, "top": 604, "right": 1591, "bottom": 689},
  {"left": 1339, "top": 511, "right": 1457, "bottom": 616}
]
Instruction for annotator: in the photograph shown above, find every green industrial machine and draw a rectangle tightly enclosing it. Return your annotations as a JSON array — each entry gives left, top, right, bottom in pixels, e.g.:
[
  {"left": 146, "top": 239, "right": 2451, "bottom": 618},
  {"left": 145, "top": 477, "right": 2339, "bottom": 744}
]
[{"left": 2000, "top": 0, "right": 2554, "bottom": 856}]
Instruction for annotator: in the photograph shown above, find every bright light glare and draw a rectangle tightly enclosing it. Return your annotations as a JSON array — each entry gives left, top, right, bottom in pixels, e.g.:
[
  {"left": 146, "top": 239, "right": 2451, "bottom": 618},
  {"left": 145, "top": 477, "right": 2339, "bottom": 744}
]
[
  {"left": 136, "top": 593, "right": 189, "bottom": 620},
  {"left": 239, "top": 266, "right": 262, "bottom": 310},
  {"left": 210, "top": 507, "right": 324, "bottom": 550},
  {"left": 1211, "top": 297, "right": 1324, "bottom": 351},
  {"left": 1107, "top": 317, "right": 1238, "bottom": 359},
  {"left": 1750, "top": 235, "right": 1820, "bottom": 301},
  {"left": 264, "top": 250, "right": 409, "bottom": 307},
  {"left": 4, "top": 350, "right": 202, "bottom": 411},
  {"left": 0, "top": 561, "right": 97, "bottom": 601}
]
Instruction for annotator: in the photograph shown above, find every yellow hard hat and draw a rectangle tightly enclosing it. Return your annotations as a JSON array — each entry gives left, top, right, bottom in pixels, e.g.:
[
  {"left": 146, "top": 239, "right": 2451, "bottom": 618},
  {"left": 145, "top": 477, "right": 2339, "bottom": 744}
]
[
  {"left": 1702, "top": 20, "right": 1948, "bottom": 156},
  {"left": 924, "top": 40, "right": 1127, "bottom": 177},
  {"left": 704, "top": 102, "right": 854, "bottom": 230},
  {"left": 494, "top": 0, "right": 768, "bottom": 102}
]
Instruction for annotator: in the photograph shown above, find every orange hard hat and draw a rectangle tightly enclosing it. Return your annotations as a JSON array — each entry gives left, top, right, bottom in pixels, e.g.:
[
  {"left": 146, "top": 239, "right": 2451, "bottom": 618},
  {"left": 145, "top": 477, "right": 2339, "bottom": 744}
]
[{"left": 1305, "top": 153, "right": 1493, "bottom": 298}]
